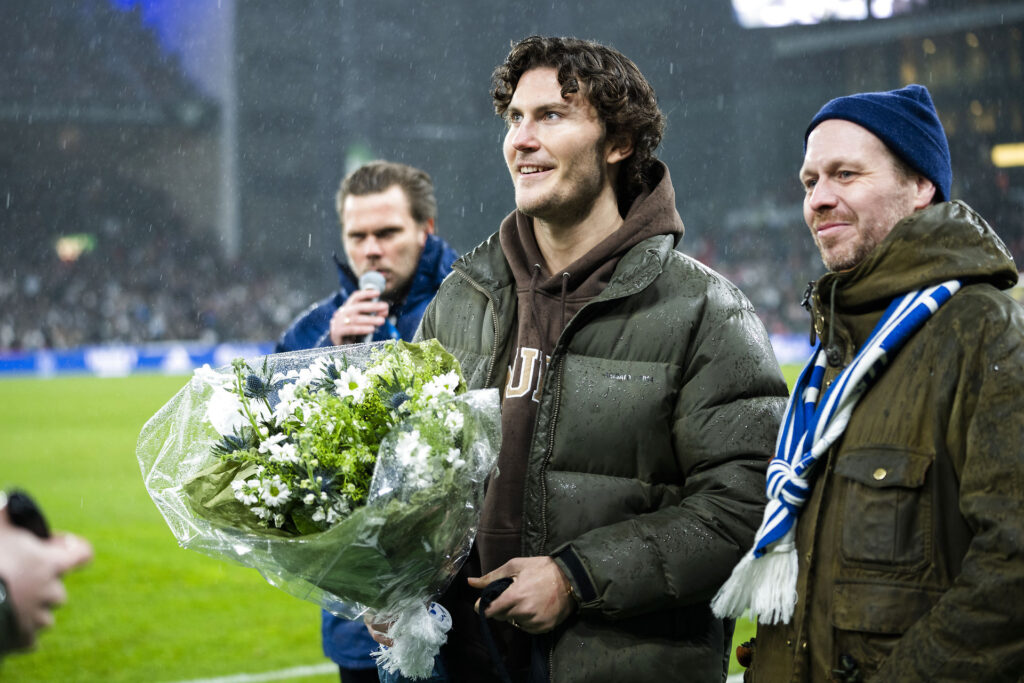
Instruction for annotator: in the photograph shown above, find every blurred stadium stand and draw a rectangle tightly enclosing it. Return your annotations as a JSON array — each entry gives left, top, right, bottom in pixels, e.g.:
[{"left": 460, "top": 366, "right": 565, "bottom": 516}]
[
  {"left": 2, "top": 0, "right": 1023, "bottom": 376},
  {"left": 0, "top": 1, "right": 316, "bottom": 356}
]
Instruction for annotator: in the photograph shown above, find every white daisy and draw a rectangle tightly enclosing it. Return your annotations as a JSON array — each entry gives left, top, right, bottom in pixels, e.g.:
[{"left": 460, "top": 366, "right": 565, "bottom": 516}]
[
  {"left": 334, "top": 366, "right": 368, "bottom": 402},
  {"left": 422, "top": 371, "right": 461, "bottom": 400},
  {"left": 261, "top": 476, "right": 291, "bottom": 507}
]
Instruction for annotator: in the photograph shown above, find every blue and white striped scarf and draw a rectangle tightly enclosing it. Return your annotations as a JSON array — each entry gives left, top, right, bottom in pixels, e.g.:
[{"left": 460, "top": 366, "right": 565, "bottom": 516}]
[{"left": 711, "top": 279, "right": 962, "bottom": 624}]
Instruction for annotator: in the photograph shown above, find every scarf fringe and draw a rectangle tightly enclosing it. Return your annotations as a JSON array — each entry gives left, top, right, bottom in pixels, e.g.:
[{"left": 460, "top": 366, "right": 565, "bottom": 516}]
[
  {"left": 372, "top": 602, "right": 451, "bottom": 680},
  {"left": 712, "top": 535, "right": 798, "bottom": 626}
]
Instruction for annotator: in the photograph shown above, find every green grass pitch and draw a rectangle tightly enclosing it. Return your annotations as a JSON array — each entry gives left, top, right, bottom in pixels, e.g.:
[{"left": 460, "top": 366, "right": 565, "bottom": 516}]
[
  {"left": 0, "top": 375, "right": 335, "bottom": 682},
  {"left": 0, "top": 365, "right": 802, "bottom": 680}
]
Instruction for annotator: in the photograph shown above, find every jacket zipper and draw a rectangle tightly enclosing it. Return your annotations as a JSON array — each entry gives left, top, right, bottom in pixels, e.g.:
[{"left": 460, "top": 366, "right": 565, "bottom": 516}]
[
  {"left": 548, "top": 638, "right": 555, "bottom": 683},
  {"left": 537, "top": 352, "right": 564, "bottom": 555},
  {"left": 453, "top": 267, "right": 502, "bottom": 388},
  {"left": 538, "top": 253, "right": 659, "bottom": 682}
]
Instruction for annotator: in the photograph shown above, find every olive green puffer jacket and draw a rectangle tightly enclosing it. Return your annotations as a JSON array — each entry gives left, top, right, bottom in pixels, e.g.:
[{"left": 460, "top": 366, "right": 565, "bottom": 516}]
[
  {"left": 749, "top": 201, "right": 1024, "bottom": 682},
  {"left": 418, "top": 229, "right": 787, "bottom": 682}
]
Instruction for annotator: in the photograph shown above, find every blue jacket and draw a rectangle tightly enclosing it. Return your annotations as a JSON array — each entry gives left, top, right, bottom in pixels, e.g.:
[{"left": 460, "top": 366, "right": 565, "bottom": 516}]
[
  {"left": 275, "top": 234, "right": 458, "bottom": 353},
  {"left": 275, "top": 234, "right": 457, "bottom": 668}
]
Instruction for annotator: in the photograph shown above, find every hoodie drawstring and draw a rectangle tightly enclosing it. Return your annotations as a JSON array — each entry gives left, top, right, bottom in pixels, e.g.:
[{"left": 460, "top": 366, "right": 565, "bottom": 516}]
[
  {"left": 528, "top": 264, "right": 545, "bottom": 342},
  {"left": 559, "top": 272, "right": 570, "bottom": 331}
]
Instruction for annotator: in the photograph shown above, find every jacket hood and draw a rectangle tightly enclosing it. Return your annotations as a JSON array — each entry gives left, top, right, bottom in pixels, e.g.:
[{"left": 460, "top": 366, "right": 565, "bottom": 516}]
[{"left": 819, "top": 200, "right": 1018, "bottom": 310}]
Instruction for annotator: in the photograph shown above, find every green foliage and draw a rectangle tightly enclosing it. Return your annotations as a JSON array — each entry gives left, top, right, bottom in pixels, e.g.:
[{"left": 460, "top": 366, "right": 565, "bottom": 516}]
[{"left": 189, "top": 340, "right": 470, "bottom": 535}]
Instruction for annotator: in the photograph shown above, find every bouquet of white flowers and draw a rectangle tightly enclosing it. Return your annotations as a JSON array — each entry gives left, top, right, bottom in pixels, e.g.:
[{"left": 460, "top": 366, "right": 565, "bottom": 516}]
[{"left": 137, "top": 340, "right": 500, "bottom": 679}]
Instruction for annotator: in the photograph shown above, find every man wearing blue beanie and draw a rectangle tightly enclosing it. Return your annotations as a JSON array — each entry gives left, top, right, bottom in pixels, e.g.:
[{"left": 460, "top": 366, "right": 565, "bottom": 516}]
[{"left": 713, "top": 84, "right": 1024, "bottom": 681}]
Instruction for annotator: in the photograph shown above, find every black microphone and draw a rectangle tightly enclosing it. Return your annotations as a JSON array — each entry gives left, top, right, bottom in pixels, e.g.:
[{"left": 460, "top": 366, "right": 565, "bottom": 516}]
[
  {"left": 2, "top": 490, "right": 50, "bottom": 539},
  {"left": 358, "top": 270, "right": 386, "bottom": 343}
]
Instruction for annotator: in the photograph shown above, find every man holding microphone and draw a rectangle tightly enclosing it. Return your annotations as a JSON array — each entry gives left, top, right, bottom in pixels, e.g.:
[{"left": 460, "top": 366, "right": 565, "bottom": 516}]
[
  {"left": 275, "top": 160, "right": 458, "bottom": 682},
  {"left": 276, "top": 160, "right": 458, "bottom": 352}
]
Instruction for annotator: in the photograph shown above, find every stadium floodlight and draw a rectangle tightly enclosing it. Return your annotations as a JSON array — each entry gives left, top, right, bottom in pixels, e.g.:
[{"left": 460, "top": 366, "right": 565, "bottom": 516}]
[
  {"left": 731, "top": 0, "right": 928, "bottom": 28},
  {"left": 991, "top": 143, "right": 1024, "bottom": 169}
]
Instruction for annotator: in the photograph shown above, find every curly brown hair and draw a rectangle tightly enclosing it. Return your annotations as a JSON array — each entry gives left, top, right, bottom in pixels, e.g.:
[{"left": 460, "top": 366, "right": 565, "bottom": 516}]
[{"left": 491, "top": 35, "right": 665, "bottom": 200}]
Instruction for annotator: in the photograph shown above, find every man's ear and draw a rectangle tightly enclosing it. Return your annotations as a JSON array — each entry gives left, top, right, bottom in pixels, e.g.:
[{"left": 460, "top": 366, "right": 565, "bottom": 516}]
[
  {"left": 606, "top": 134, "right": 634, "bottom": 166},
  {"left": 419, "top": 218, "right": 435, "bottom": 243},
  {"left": 913, "top": 176, "right": 937, "bottom": 209}
]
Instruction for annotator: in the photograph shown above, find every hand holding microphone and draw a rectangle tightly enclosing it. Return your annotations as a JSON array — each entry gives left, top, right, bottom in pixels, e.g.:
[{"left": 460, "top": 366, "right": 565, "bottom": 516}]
[
  {"left": 328, "top": 270, "right": 390, "bottom": 345},
  {"left": 0, "top": 490, "right": 93, "bottom": 653}
]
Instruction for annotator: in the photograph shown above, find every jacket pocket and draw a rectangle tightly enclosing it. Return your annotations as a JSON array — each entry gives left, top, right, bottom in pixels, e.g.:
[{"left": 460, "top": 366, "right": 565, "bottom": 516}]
[
  {"left": 831, "top": 582, "right": 944, "bottom": 677},
  {"left": 832, "top": 581, "right": 942, "bottom": 634},
  {"left": 834, "top": 447, "right": 932, "bottom": 569}
]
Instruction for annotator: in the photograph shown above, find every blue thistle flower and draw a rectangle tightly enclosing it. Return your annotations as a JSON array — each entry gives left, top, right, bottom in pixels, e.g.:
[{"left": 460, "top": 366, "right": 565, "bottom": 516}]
[{"left": 245, "top": 373, "right": 268, "bottom": 399}]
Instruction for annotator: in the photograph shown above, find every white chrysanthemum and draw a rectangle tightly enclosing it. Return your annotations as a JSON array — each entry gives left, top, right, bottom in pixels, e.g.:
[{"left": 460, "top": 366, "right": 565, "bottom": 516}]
[
  {"left": 445, "top": 448, "right": 466, "bottom": 469},
  {"left": 395, "top": 429, "right": 431, "bottom": 464},
  {"left": 444, "top": 409, "right": 464, "bottom": 433},
  {"left": 334, "top": 366, "right": 368, "bottom": 402},
  {"left": 205, "top": 385, "right": 246, "bottom": 436},
  {"left": 273, "top": 382, "right": 305, "bottom": 421},
  {"left": 296, "top": 358, "right": 328, "bottom": 387},
  {"left": 231, "top": 479, "right": 259, "bottom": 505},
  {"left": 422, "top": 371, "right": 460, "bottom": 400},
  {"left": 259, "top": 433, "right": 288, "bottom": 450},
  {"left": 312, "top": 507, "right": 326, "bottom": 522},
  {"left": 273, "top": 442, "right": 299, "bottom": 464},
  {"left": 258, "top": 433, "right": 300, "bottom": 464},
  {"left": 395, "top": 429, "right": 433, "bottom": 486},
  {"left": 252, "top": 506, "right": 270, "bottom": 519},
  {"left": 261, "top": 476, "right": 291, "bottom": 507}
]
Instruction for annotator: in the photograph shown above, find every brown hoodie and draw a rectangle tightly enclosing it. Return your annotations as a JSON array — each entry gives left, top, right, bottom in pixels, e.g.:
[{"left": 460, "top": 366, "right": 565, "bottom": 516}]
[{"left": 477, "top": 167, "right": 686, "bottom": 575}]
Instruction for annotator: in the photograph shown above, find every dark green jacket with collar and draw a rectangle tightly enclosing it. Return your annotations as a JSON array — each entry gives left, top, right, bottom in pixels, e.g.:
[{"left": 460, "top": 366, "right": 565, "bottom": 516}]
[
  {"left": 749, "top": 201, "right": 1024, "bottom": 682},
  {"left": 417, "top": 222, "right": 787, "bottom": 681}
]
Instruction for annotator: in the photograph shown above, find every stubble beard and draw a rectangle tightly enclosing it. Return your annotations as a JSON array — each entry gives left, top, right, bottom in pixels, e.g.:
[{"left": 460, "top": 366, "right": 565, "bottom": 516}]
[
  {"left": 814, "top": 196, "right": 917, "bottom": 272},
  {"left": 516, "top": 146, "right": 608, "bottom": 228},
  {"left": 816, "top": 228, "right": 882, "bottom": 272}
]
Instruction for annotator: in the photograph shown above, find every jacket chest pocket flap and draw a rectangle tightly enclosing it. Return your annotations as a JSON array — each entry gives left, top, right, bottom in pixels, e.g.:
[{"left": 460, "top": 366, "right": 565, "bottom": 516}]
[{"left": 835, "top": 448, "right": 932, "bottom": 569}]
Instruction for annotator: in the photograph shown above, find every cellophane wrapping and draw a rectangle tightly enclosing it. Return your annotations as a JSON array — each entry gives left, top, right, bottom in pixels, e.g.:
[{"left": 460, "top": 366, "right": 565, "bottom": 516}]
[{"left": 136, "top": 340, "right": 500, "bottom": 678}]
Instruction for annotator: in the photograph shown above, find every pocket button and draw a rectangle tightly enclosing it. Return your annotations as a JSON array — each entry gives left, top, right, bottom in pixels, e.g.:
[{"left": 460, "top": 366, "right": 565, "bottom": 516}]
[{"left": 872, "top": 468, "right": 887, "bottom": 481}]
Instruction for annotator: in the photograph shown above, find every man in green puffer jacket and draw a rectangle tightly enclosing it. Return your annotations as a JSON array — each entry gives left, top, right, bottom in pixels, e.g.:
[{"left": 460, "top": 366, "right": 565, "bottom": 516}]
[
  {"left": 369, "top": 36, "right": 788, "bottom": 683},
  {"left": 728, "top": 85, "right": 1024, "bottom": 682}
]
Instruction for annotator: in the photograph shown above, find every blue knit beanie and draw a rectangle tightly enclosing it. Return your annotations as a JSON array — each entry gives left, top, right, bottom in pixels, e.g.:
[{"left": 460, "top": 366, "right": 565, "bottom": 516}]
[{"left": 805, "top": 84, "right": 952, "bottom": 202}]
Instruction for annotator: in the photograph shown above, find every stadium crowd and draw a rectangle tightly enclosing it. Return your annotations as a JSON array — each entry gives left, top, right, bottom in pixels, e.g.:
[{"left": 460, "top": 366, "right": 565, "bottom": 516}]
[
  {"left": 0, "top": 0, "right": 308, "bottom": 352},
  {"left": 3, "top": 169, "right": 1022, "bottom": 351},
  {"left": 0, "top": 163, "right": 314, "bottom": 351}
]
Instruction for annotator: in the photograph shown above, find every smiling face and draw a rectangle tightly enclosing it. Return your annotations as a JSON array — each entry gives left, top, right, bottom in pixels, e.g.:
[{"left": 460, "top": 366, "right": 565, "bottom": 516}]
[
  {"left": 341, "top": 185, "right": 432, "bottom": 296},
  {"left": 800, "top": 119, "right": 935, "bottom": 271},
  {"left": 502, "top": 67, "right": 629, "bottom": 229}
]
